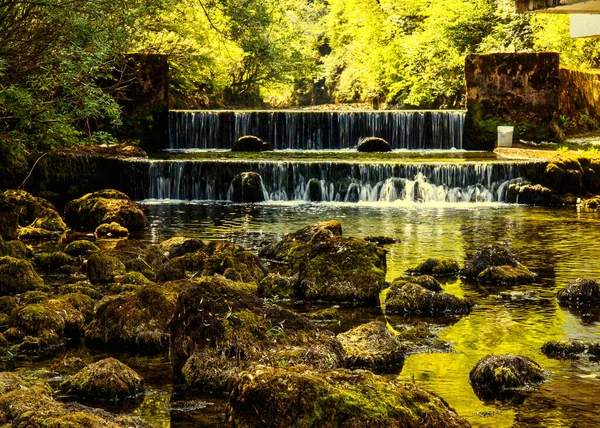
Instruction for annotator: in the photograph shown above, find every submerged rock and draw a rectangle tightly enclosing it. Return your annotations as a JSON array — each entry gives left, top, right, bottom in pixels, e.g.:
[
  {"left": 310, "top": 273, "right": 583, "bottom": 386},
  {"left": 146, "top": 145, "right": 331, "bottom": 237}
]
[
  {"left": 461, "top": 245, "right": 531, "bottom": 282},
  {"left": 556, "top": 278, "right": 600, "bottom": 306},
  {"left": 541, "top": 340, "right": 600, "bottom": 359},
  {"left": 337, "top": 321, "right": 405, "bottom": 373},
  {"left": 169, "top": 276, "right": 345, "bottom": 393},
  {"left": 227, "top": 365, "right": 470, "bottom": 427},
  {"left": 0, "top": 189, "right": 67, "bottom": 241},
  {"left": 406, "top": 258, "right": 460, "bottom": 277},
  {"left": 231, "top": 135, "right": 264, "bottom": 152},
  {"left": 59, "top": 357, "right": 145, "bottom": 401},
  {"left": 469, "top": 354, "right": 545, "bottom": 397},
  {"left": 357, "top": 137, "right": 392, "bottom": 152},
  {"left": 477, "top": 265, "right": 534, "bottom": 286},
  {"left": 64, "top": 189, "right": 148, "bottom": 232},
  {"left": 0, "top": 256, "right": 45, "bottom": 295},
  {"left": 260, "top": 220, "right": 386, "bottom": 304},
  {"left": 384, "top": 282, "right": 472, "bottom": 316},
  {"left": 85, "top": 282, "right": 180, "bottom": 352},
  {"left": 496, "top": 290, "right": 540, "bottom": 301},
  {"left": 230, "top": 172, "right": 266, "bottom": 203}
]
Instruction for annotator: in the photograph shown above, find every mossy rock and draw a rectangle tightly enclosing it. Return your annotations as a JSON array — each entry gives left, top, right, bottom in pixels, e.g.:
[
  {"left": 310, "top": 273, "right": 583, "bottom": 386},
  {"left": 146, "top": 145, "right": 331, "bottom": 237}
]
[
  {"left": 392, "top": 275, "right": 442, "bottom": 292},
  {"left": 85, "top": 282, "right": 181, "bottom": 352},
  {"left": 115, "top": 271, "right": 151, "bottom": 285},
  {"left": 544, "top": 158, "right": 583, "bottom": 195},
  {"left": 337, "top": 321, "right": 405, "bottom": 373},
  {"left": 469, "top": 354, "right": 545, "bottom": 398},
  {"left": 506, "top": 183, "right": 556, "bottom": 205},
  {"left": 59, "top": 281, "right": 103, "bottom": 300},
  {"left": 202, "top": 241, "right": 267, "bottom": 283},
  {"left": 49, "top": 356, "right": 88, "bottom": 376},
  {"left": 406, "top": 258, "right": 460, "bottom": 277},
  {"left": 17, "top": 226, "right": 63, "bottom": 241},
  {"left": 541, "top": 340, "right": 600, "bottom": 359},
  {"left": 95, "top": 222, "right": 129, "bottom": 237},
  {"left": 86, "top": 252, "right": 126, "bottom": 284},
  {"left": 107, "top": 239, "right": 164, "bottom": 277},
  {"left": 230, "top": 172, "right": 266, "bottom": 203},
  {"left": 557, "top": 278, "right": 600, "bottom": 306},
  {"left": 59, "top": 357, "right": 145, "bottom": 401},
  {"left": 384, "top": 282, "right": 472, "bottom": 316},
  {"left": 357, "top": 137, "right": 392, "bottom": 152},
  {"left": 0, "top": 238, "right": 32, "bottom": 259},
  {"left": 64, "top": 189, "right": 148, "bottom": 232},
  {"left": 0, "top": 372, "right": 25, "bottom": 394},
  {"left": 33, "top": 251, "right": 78, "bottom": 273},
  {"left": 158, "top": 237, "right": 206, "bottom": 258},
  {"left": 0, "top": 296, "right": 17, "bottom": 315},
  {"left": 582, "top": 196, "right": 600, "bottom": 209},
  {"left": 477, "top": 265, "right": 534, "bottom": 286},
  {"left": 460, "top": 245, "right": 524, "bottom": 280},
  {"left": 63, "top": 240, "right": 100, "bottom": 257},
  {"left": 0, "top": 388, "right": 152, "bottom": 427},
  {"left": 232, "top": 135, "right": 264, "bottom": 152},
  {"left": 0, "top": 189, "right": 66, "bottom": 240},
  {"left": 258, "top": 273, "right": 296, "bottom": 299},
  {"left": 169, "top": 276, "right": 345, "bottom": 392},
  {"left": 0, "top": 256, "right": 44, "bottom": 295},
  {"left": 227, "top": 365, "right": 470, "bottom": 427}
]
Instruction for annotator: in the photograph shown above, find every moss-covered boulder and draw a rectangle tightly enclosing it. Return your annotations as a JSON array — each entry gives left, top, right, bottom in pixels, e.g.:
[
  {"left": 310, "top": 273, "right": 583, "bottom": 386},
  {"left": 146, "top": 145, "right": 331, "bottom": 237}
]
[
  {"left": 477, "top": 265, "right": 534, "bottom": 286},
  {"left": 357, "top": 137, "right": 392, "bottom": 152},
  {"left": 506, "top": 183, "right": 556, "bottom": 205},
  {"left": 227, "top": 365, "right": 470, "bottom": 427},
  {"left": 260, "top": 220, "right": 386, "bottom": 304},
  {"left": 541, "top": 340, "right": 600, "bottom": 359},
  {"left": 337, "top": 321, "right": 405, "bottom": 373},
  {"left": 108, "top": 239, "right": 164, "bottom": 279},
  {"left": 406, "top": 258, "right": 460, "bottom": 277},
  {"left": 95, "top": 222, "right": 129, "bottom": 237},
  {"left": 0, "top": 388, "right": 152, "bottom": 426},
  {"left": 230, "top": 172, "right": 267, "bottom": 203},
  {"left": 0, "top": 190, "right": 67, "bottom": 240},
  {"left": 59, "top": 357, "right": 145, "bottom": 401},
  {"left": 115, "top": 271, "right": 151, "bottom": 285},
  {"left": 85, "top": 282, "right": 180, "bottom": 352},
  {"left": 202, "top": 241, "right": 267, "bottom": 283},
  {"left": 469, "top": 354, "right": 545, "bottom": 398},
  {"left": 461, "top": 245, "right": 529, "bottom": 280},
  {"left": 59, "top": 280, "right": 103, "bottom": 300},
  {"left": 557, "top": 278, "right": 600, "bottom": 306},
  {"left": 258, "top": 273, "right": 296, "bottom": 299},
  {"left": 392, "top": 275, "right": 442, "bottom": 292},
  {"left": 232, "top": 135, "right": 264, "bottom": 152},
  {"left": 0, "top": 295, "right": 17, "bottom": 315},
  {"left": 64, "top": 189, "right": 148, "bottom": 232},
  {"left": 0, "top": 238, "right": 32, "bottom": 259},
  {"left": 33, "top": 251, "right": 78, "bottom": 273},
  {"left": 384, "top": 282, "right": 472, "bottom": 316},
  {"left": 63, "top": 240, "right": 100, "bottom": 257},
  {"left": 0, "top": 256, "right": 44, "bottom": 295},
  {"left": 158, "top": 237, "right": 206, "bottom": 258},
  {"left": 169, "top": 276, "right": 345, "bottom": 393},
  {"left": 544, "top": 157, "right": 583, "bottom": 195},
  {"left": 86, "top": 252, "right": 126, "bottom": 283}
]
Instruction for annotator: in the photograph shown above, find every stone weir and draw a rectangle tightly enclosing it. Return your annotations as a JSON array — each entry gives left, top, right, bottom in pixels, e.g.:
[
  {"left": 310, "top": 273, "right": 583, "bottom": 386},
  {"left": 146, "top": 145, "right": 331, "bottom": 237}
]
[
  {"left": 145, "top": 160, "right": 546, "bottom": 204},
  {"left": 168, "top": 110, "right": 466, "bottom": 150}
]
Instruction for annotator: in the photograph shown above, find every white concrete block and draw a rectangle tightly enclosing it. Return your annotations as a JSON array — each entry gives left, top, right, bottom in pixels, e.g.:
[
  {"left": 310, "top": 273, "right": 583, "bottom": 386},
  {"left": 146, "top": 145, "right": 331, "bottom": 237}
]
[{"left": 571, "top": 14, "right": 600, "bottom": 38}]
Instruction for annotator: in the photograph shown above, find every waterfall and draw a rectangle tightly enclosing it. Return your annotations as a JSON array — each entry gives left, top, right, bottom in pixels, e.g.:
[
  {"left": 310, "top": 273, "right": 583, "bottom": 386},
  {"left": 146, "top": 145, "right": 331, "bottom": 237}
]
[
  {"left": 145, "top": 160, "right": 544, "bottom": 203},
  {"left": 168, "top": 110, "right": 466, "bottom": 150}
]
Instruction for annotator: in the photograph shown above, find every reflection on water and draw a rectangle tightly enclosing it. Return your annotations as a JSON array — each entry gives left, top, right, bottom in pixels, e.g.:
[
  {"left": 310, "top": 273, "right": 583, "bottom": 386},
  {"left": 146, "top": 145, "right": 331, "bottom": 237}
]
[{"left": 135, "top": 201, "right": 600, "bottom": 427}]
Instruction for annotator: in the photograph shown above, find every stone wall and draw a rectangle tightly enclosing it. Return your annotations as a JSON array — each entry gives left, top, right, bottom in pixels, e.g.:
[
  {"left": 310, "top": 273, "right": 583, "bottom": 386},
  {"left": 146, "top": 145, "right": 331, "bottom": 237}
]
[
  {"left": 464, "top": 52, "right": 561, "bottom": 150},
  {"left": 559, "top": 67, "right": 600, "bottom": 134}
]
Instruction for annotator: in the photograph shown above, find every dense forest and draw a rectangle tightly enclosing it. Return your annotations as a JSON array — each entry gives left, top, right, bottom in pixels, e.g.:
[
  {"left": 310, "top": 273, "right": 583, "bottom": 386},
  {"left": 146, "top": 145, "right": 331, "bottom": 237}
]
[{"left": 1, "top": 0, "right": 600, "bottom": 153}]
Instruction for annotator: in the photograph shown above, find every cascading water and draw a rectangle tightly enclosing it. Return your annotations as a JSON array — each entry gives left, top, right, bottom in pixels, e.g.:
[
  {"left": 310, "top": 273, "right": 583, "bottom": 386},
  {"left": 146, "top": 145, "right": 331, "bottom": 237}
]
[
  {"left": 145, "top": 160, "right": 544, "bottom": 204},
  {"left": 168, "top": 110, "right": 465, "bottom": 150}
]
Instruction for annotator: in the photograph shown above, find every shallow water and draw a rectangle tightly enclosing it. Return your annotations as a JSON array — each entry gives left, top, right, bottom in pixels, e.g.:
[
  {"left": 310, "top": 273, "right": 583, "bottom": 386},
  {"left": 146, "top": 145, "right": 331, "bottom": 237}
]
[{"left": 135, "top": 200, "right": 600, "bottom": 427}]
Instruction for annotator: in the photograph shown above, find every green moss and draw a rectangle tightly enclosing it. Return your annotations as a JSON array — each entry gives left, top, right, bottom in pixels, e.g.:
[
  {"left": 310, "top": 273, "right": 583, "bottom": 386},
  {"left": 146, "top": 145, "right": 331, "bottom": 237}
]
[
  {"left": 0, "top": 238, "right": 32, "bottom": 258},
  {"left": 477, "top": 264, "right": 534, "bottom": 286},
  {"left": 158, "top": 237, "right": 206, "bottom": 258},
  {"left": 86, "top": 252, "right": 126, "bottom": 283},
  {"left": 258, "top": 273, "right": 296, "bottom": 299},
  {"left": 461, "top": 245, "right": 524, "bottom": 279},
  {"left": 384, "top": 282, "right": 472, "bottom": 316},
  {"left": 392, "top": 275, "right": 442, "bottom": 292},
  {"left": 406, "top": 258, "right": 460, "bottom": 277},
  {"left": 34, "top": 251, "right": 77, "bottom": 272},
  {"left": 95, "top": 222, "right": 129, "bottom": 237},
  {"left": 63, "top": 240, "right": 100, "bottom": 256},
  {"left": 202, "top": 241, "right": 267, "bottom": 283},
  {"left": 469, "top": 354, "right": 545, "bottom": 394},
  {"left": 59, "top": 281, "right": 103, "bottom": 300},
  {"left": 0, "top": 256, "right": 44, "bottom": 295},
  {"left": 116, "top": 271, "right": 151, "bottom": 285}
]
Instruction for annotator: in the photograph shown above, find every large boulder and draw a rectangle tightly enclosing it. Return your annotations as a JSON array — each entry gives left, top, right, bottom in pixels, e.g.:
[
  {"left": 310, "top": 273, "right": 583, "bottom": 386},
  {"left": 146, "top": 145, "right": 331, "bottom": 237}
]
[
  {"left": 543, "top": 157, "right": 583, "bottom": 195},
  {"left": 461, "top": 245, "right": 532, "bottom": 283},
  {"left": 0, "top": 238, "right": 31, "bottom": 259},
  {"left": 64, "top": 189, "right": 148, "bottom": 231},
  {"left": 357, "top": 137, "right": 392, "bottom": 152},
  {"left": 557, "top": 278, "right": 600, "bottom": 306},
  {"left": 336, "top": 321, "right": 405, "bottom": 373},
  {"left": 86, "top": 252, "right": 126, "bottom": 283},
  {"left": 59, "top": 357, "right": 145, "bottom": 401},
  {"left": 0, "top": 190, "right": 67, "bottom": 240},
  {"left": 169, "top": 276, "right": 345, "bottom": 393},
  {"left": 0, "top": 256, "right": 44, "bottom": 295},
  {"left": 230, "top": 172, "right": 266, "bottom": 203},
  {"left": 158, "top": 237, "right": 206, "bottom": 259},
  {"left": 469, "top": 354, "right": 545, "bottom": 399},
  {"left": 260, "top": 220, "right": 386, "bottom": 304},
  {"left": 63, "top": 240, "right": 100, "bottom": 257},
  {"left": 231, "top": 135, "right": 264, "bottom": 152},
  {"left": 227, "top": 365, "right": 470, "bottom": 427},
  {"left": 85, "top": 282, "right": 181, "bottom": 352},
  {"left": 384, "top": 282, "right": 472, "bottom": 316}
]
